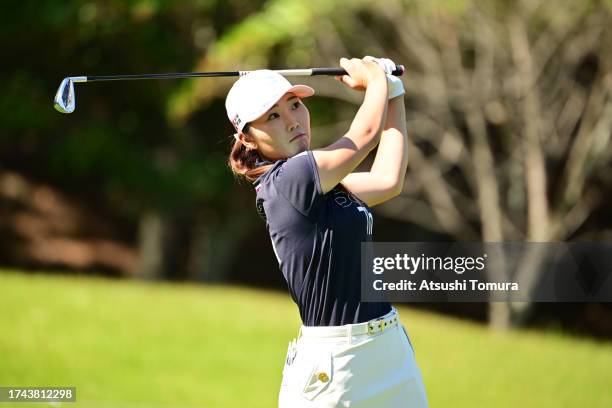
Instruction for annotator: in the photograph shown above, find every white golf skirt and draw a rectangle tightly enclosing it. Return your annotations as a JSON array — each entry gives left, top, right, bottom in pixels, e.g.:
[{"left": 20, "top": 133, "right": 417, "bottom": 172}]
[{"left": 278, "top": 308, "right": 428, "bottom": 407}]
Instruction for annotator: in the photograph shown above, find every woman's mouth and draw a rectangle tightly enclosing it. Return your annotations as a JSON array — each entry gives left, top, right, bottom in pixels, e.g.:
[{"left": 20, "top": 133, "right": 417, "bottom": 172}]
[{"left": 290, "top": 133, "right": 306, "bottom": 142}]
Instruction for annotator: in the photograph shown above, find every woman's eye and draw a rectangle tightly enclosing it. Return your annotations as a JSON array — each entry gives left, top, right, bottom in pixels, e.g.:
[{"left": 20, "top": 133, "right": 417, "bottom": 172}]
[{"left": 266, "top": 102, "right": 299, "bottom": 120}]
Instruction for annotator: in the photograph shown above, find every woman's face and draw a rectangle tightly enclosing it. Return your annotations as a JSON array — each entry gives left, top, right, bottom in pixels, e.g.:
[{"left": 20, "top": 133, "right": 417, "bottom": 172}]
[{"left": 241, "top": 92, "right": 311, "bottom": 160}]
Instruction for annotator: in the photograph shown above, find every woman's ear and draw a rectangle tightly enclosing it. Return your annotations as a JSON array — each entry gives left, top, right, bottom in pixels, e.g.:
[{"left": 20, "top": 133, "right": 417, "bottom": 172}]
[{"left": 239, "top": 131, "right": 258, "bottom": 150}]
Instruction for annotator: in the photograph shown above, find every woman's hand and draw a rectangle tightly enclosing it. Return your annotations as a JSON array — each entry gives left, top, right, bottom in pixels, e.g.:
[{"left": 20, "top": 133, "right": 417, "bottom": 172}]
[
  {"left": 363, "top": 56, "right": 397, "bottom": 74},
  {"left": 334, "top": 57, "right": 386, "bottom": 91},
  {"left": 363, "top": 56, "right": 406, "bottom": 100}
]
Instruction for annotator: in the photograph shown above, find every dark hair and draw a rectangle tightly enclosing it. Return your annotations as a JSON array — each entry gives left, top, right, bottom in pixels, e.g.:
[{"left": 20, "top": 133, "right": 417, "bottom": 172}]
[{"left": 228, "top": 124, "right": 274, "bottom": 183}]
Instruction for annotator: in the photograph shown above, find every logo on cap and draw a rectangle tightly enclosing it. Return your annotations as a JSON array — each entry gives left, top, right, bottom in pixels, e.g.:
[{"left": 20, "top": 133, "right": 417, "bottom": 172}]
[{"left": 232, "top": 114, "right": 242, "bottom": 129}]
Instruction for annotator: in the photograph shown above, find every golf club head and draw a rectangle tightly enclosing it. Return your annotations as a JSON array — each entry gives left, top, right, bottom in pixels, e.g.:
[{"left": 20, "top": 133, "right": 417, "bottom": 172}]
[{"left": 54, "top": 78, "right": 75, "bottom": 113}]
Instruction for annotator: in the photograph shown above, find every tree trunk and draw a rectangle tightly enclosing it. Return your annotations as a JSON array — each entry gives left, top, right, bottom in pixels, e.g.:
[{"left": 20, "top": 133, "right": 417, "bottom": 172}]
[
  {"left": 187, "top": 210, "right": 256, "bottom": 283},
  {"left": 489, "top": 301, "right": 511, "bottom": 331},
  {"left": 136, "top": 211, "right": 165, "bottom": 280}
]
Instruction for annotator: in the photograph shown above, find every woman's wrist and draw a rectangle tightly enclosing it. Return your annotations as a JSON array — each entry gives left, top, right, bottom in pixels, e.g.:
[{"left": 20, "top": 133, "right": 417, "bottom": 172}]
[
  {"left": 366, "top": 69, "right": 387, "bottom": 87},
  {"left": 365, "top": 72, "right": 388, "bottom": 100}
]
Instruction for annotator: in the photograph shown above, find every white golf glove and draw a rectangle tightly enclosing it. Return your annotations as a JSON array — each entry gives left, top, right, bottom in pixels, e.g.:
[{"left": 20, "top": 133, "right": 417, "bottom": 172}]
[{"left": 364, "top": 55, "right": 405, "bottom": 100}]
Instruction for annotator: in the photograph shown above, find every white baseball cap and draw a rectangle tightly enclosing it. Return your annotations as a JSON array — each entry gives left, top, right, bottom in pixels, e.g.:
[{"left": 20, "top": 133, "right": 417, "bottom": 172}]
[{"left": 225, "top": 70, "right": 314, "bottom": 137}]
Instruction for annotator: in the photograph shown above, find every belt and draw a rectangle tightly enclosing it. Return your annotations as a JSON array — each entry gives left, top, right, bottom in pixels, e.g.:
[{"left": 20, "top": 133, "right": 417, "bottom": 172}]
[{"left": 300, "top": 307, "right": 399, "bottom": 339}]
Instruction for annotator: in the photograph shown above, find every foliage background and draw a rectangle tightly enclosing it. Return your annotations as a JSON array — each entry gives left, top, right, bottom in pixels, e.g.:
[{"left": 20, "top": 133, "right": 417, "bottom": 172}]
[{"left": 1, "top": 1, "right": 612, "bottom": 404}]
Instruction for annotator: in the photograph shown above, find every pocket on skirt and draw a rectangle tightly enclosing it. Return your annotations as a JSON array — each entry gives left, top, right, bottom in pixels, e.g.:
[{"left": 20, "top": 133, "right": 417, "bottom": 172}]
[
  {"left": 301, "top": 350, "right": 333, "bottom": 401},
  {"left": 402, "top": 324, "right": 416, "bottom": 355},
  {"left": 281, "top": 338, "right": 298, "bottom": 387}
]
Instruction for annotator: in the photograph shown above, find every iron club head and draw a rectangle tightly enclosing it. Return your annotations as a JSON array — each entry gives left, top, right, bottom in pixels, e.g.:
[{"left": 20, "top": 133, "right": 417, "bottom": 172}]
[{"left": 54, "top": 78, "right": 75, "bottom": 114}]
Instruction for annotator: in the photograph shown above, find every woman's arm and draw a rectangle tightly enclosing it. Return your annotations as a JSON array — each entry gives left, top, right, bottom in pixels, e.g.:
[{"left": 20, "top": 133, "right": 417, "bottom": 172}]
[
  {"left": 340, "top": 94, "right": 408, "bottom": 206},
  {"left": 311, "top": 58, "right": 388, "bottom": 194}
]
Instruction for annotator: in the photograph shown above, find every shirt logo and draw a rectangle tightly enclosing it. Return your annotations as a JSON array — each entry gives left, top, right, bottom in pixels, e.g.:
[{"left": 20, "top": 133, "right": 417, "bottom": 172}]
[
  {"left": 333, "top": 189, "right": 373, "bottom": 235},
  {"left": 333, "top": 190, "right": 358, "bottom": 208}
]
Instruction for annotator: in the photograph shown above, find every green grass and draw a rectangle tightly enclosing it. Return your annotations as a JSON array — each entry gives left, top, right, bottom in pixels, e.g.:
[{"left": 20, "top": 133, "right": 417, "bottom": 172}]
[{"left": 0, "top": 270, "right": 611, "bottom": 408}]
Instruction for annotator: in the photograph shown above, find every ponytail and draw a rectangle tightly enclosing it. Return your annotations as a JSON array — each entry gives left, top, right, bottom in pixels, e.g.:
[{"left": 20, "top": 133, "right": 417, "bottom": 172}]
[{"left": 228, "top": 126, "right": 274, "bottom": 183}]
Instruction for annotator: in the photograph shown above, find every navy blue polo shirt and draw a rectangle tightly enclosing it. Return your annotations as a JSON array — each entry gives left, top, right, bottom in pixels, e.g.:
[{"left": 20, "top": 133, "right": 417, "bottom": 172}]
[{"left": 254, "top": 150, "right": 391, "bottom": 326}]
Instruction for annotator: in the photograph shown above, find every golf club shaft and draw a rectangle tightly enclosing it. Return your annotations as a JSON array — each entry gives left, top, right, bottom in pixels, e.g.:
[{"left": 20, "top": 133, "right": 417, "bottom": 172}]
[
  {"left": 54, "top": 65, "right": 406, "bottom": 113},
  {"left": 67, "top": 66, "right": 405, "bottom": 83}
]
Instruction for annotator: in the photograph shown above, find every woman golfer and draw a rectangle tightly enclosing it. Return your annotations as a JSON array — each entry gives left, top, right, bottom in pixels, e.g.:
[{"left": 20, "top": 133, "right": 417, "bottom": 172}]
[{"left": 225, "top": 56, "right": 428, "bottom": 407}]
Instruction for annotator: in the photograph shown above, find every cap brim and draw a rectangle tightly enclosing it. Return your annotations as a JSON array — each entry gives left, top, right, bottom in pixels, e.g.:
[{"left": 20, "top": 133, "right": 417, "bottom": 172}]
[{"left": 287, "top": 84, "right": 315, "bottom": 98}]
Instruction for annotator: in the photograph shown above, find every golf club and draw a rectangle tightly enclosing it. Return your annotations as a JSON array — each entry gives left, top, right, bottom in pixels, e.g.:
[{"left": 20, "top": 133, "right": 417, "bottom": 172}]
[{"left": 53, "top": 66, "right": 405, "bottom": 114}]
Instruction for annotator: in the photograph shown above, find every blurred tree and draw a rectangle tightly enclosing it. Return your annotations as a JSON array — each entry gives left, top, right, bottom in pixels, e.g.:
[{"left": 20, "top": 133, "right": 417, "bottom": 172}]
[{"left": 365, "top": 0, "right": 612, "bottom": 329}]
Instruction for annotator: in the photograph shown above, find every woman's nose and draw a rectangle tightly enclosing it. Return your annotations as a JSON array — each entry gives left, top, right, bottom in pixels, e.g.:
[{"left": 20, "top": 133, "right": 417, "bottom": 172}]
[{"left": 286, "top": 117, "right": 299, "bottom": 132}]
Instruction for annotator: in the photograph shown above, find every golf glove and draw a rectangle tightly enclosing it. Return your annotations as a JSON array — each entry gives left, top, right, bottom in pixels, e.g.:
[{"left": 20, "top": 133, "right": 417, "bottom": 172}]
[{"left": 364, "top": 56, "right": 405, "bottom": 100}]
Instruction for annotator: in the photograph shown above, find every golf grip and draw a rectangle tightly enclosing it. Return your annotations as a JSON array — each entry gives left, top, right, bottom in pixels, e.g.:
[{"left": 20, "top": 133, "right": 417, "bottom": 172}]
[{"left": 312, "top": 66, "right": 404, "bottom": 77}]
